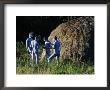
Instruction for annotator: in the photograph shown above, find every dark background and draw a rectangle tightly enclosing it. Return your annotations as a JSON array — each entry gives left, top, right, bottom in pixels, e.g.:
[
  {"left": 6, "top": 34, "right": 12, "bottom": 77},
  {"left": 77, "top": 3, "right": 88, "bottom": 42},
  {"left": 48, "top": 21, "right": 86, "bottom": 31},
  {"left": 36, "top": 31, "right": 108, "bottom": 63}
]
[
  {"left": 16, "top": 16, "right": 80, "bottom": 43},
  {"left": 16, "top": 16, "right": 60, "bottom": 42}
]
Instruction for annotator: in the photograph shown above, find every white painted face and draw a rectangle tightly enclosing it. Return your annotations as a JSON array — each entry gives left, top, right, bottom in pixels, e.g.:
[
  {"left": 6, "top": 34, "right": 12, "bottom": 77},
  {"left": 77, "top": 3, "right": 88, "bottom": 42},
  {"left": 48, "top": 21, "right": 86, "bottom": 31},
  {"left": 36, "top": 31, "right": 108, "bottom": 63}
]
[
  {"left": 29, "top": 33, "right": 33, "bottom": 38},
  {"left": 29, "top": 34, "right": 31, "bottom": 38},
  {"left": 35, "top": 37, "right": 37, "bottom": 40},
  {"left": 43, "top": 38, "right": 45, "bottom": 42}
]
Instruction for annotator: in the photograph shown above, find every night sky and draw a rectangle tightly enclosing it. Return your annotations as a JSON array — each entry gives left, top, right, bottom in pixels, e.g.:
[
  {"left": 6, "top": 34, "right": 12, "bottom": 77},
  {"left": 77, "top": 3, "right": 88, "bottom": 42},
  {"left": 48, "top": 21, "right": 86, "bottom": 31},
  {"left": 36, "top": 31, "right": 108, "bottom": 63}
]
[{"left": 16, "top": 16, "right": 65, "bottom": 43}]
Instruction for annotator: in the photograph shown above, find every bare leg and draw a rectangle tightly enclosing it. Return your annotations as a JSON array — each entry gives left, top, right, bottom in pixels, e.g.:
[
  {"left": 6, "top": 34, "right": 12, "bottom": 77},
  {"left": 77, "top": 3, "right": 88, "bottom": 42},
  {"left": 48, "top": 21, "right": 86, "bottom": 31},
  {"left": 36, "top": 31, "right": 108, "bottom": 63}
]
[
  {"left": 35, "top": 54, "right": 38, "bottom": 64},
  {"left": 48, "top": 53, "right": 55, "bottom": 63},
  {"left": 31, "top": 52, "right": 34, "bottom": 65},
  {"left": 55, "top": 56, "right": 58, "bottom": 65},
  {"left": 46, "top": 50, "right": 51, "bottom": 63}
]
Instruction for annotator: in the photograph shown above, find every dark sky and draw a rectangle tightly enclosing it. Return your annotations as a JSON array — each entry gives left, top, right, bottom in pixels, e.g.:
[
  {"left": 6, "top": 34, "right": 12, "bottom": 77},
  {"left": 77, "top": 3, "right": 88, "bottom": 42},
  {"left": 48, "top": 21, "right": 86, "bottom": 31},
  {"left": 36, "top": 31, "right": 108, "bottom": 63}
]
[
  {"left": 16, "top": 16, "right": 63, "bottom": 43},
  {"left": 16, "top": 16, "right": 82, "bottom": 43}
]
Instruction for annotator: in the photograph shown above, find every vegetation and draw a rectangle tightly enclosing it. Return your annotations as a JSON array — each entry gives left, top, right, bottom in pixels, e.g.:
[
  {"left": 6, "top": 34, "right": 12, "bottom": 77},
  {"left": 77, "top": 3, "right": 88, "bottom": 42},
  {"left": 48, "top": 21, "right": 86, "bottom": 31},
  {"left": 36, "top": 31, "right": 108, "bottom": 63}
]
[{"left": 16, "top": 41, "right": 94, "bottom": 74}]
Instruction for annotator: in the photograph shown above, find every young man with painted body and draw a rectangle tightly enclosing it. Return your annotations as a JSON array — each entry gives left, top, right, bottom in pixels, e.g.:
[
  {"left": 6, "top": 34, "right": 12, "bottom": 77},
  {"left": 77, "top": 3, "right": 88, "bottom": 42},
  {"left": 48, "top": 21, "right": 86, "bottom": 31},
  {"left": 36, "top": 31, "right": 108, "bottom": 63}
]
[
  {"left": 26, "top": 32, "right": 34, "bottom": 64},
  {"left": 44, "top": 38, "right": 51, "bottom": 63},
  {"left": 48, "top": 36, "right": 60, "bottom": 64},
  {"left": 31, "top": 37, "right": 39, "bottom": 64}
]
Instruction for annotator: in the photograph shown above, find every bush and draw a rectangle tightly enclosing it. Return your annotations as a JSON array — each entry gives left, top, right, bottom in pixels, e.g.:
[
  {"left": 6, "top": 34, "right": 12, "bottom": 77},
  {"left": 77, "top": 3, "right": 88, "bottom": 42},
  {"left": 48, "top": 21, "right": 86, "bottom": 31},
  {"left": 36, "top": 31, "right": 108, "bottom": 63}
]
[{"left": 16, "top": 40, "right": 94, "bottom": 74}]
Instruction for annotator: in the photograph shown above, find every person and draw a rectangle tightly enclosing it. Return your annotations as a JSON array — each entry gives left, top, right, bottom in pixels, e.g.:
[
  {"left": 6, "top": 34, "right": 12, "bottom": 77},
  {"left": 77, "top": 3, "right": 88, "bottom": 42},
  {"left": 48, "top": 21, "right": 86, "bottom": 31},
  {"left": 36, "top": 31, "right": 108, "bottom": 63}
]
[
  {"left": 26, "top": 32, "right": 34, "bottom": 64},
  {"left": 31, "top": 36, "right": 39, "bottom": 64},
  {"left": 43, "top": 37, "right": 51, "bottom": 63},
  {"left": 48, "top": 36, "right": 60, "bottom": 64}
]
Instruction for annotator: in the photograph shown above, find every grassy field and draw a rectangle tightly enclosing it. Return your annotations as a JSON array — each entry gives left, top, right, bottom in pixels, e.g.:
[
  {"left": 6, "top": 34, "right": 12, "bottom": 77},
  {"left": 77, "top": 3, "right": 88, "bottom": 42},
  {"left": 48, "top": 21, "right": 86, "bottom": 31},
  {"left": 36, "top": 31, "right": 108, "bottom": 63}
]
[{"left": 16, "top": 41, "right": 94, "bottom": 74}]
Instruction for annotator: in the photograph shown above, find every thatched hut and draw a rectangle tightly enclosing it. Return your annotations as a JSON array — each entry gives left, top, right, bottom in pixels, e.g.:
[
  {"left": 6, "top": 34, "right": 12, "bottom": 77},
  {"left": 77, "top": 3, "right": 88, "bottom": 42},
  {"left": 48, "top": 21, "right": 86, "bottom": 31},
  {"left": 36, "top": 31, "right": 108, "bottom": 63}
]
[{"left": 48, "top": 17, "right": 94, "bottom": 62}]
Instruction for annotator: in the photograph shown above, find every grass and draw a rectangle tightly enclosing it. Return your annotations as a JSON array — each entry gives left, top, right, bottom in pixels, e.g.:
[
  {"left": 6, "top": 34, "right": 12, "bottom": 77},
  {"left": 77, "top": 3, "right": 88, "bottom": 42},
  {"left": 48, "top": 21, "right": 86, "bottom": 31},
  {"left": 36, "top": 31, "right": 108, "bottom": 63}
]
[{"left": 16, "top": 41, "right": 94, "bottom": 74}]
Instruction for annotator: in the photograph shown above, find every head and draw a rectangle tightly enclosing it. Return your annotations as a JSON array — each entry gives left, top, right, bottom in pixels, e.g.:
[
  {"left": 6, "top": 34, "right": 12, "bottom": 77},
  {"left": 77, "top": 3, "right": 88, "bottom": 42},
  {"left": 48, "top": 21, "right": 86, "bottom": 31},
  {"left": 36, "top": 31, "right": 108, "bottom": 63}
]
[
  {"left": 54, "top": 36, "right": 57, "bottom": 40},
  {"left": 35, "top": 36, "right": 37, "bottom": 41},
  {"left": 29, "top": 32, "right": 33, "bottom": 38},
  {"left": 43, "top": 37, "right": 48, "bottom": 42}
]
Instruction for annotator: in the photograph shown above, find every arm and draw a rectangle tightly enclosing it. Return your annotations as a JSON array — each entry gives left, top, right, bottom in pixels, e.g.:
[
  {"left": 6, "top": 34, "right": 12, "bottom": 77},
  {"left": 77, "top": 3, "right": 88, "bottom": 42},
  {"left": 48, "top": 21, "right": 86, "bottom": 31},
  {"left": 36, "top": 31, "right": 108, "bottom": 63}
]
[
  {"left": 52, "top": 39, "right": 56, "bottom": 49},
  {"left": 37, "top": 42, "right": 39, "bottom": 49},
  {"left": 26, "top": 39, "right": 28, "bottom": 49}
]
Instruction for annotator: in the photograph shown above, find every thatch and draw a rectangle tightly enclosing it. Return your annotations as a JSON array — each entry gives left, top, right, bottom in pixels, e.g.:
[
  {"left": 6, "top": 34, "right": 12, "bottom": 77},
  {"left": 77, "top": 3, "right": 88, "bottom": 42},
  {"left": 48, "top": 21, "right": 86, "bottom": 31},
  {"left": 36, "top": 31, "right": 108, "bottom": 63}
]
[{"left": 48, "top": 17, "right": 94, "bottom": 62}]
